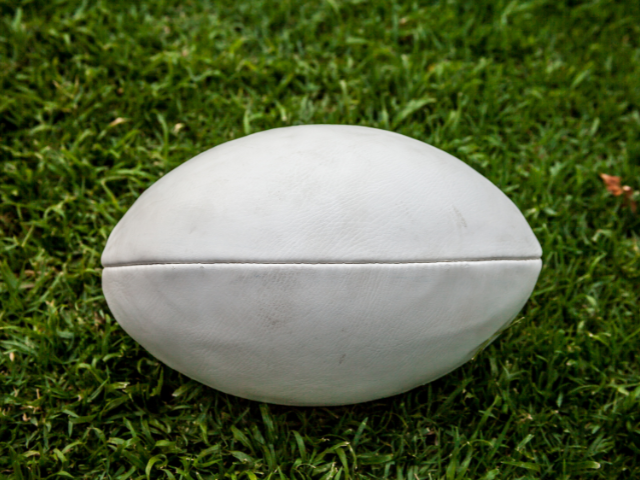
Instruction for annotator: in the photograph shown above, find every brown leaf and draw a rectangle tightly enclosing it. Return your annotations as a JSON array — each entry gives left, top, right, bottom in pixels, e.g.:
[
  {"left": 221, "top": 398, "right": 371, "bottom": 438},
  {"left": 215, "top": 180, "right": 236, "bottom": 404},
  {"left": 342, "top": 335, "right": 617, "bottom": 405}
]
[{"left": 599, "top": 173, "right": 623, "bottom": 196}]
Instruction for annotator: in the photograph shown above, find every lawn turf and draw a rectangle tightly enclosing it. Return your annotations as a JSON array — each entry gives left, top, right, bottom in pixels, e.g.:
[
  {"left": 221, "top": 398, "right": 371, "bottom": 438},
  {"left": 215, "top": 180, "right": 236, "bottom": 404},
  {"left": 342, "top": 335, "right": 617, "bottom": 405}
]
[{"left": 1, "top": 0, "right": 640, "bottom": 478}]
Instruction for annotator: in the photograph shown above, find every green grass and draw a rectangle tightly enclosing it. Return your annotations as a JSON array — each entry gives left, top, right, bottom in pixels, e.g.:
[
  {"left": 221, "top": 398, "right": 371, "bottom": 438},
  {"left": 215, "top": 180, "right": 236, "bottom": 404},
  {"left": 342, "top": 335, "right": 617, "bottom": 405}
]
[{"left": 1, "top": 0, "right": 639, "bottom": 478}]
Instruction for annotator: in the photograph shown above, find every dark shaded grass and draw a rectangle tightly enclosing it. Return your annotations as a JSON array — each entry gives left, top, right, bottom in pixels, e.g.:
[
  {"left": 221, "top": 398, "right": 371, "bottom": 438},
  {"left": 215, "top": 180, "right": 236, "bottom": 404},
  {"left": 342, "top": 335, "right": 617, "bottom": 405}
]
[{"left": 1, "top": 0, "right": 639, "bottom": 478}]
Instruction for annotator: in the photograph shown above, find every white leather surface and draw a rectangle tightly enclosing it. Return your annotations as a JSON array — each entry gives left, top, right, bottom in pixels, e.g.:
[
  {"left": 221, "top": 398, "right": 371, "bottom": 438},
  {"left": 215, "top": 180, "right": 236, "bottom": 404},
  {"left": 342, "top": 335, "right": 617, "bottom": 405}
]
[
  {"left": 102, "top": 260, "right": 541, "bottom": 406},
  {"left": 101, "top": 125, "right": 543, "bottom": 405},
  {"left": 101, "top": 125, "right": 541, "bottom": 266}
]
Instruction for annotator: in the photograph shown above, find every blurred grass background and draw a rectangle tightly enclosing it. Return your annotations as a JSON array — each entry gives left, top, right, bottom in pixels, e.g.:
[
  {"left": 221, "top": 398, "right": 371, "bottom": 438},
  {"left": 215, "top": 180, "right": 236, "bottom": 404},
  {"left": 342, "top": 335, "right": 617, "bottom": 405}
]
[{"left": 1, "top": 0, "right": 639, "bottom": 478}]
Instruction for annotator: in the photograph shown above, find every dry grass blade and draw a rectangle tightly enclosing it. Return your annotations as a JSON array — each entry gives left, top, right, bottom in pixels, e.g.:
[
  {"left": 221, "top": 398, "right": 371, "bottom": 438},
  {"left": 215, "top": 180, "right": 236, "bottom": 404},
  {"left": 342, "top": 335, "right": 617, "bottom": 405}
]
[{"left": 108, "top": 117, "right": 128, "bottom": 127}]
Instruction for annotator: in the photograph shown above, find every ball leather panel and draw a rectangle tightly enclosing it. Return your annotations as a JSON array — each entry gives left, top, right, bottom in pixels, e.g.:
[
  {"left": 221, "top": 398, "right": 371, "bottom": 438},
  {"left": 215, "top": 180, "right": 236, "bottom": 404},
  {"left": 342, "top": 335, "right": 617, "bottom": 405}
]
[
  {"left": 102, "top": 259, "right": 541, "bottom": 406},
  {"left": 101, "top": 126, "right": 541, "bottom": 267}
]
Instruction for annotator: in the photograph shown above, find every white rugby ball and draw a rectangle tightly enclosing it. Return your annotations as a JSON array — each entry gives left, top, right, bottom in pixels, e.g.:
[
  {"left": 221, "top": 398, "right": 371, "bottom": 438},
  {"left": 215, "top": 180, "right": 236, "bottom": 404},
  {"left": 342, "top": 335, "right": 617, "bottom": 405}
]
[{"left": 101, "top": 125, "right": 541, "bottom": 406}]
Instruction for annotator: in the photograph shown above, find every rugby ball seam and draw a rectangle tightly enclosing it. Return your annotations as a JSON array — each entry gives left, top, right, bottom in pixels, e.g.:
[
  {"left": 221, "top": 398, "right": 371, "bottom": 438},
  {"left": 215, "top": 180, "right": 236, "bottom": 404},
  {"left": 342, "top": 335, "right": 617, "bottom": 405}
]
[{"left": 103, "top": 257, "right": 541, "bottom": 267}]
